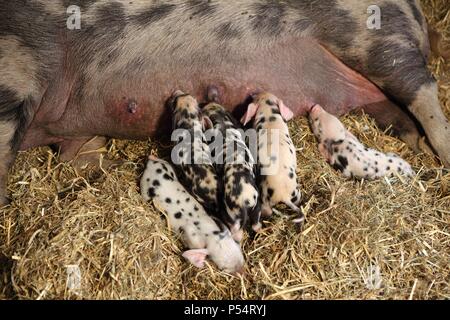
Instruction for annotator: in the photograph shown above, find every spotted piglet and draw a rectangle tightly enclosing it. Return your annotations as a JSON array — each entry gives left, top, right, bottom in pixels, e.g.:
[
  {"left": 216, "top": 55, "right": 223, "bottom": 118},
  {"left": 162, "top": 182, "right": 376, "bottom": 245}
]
[
  {"left": 141, "top": 156, "right": 244, "bottom": 274},
  {"left": 169, "top": 90, "right": 220, "bottom": 213},
  {"left": 309, "top": 104, "right": 415, "bottom": 179},
  {"left": 202, "top": 87, "right": 261, "bottom": 239},
  {"left": 241, "top": 92, "right": 303, "bottom": 223}
]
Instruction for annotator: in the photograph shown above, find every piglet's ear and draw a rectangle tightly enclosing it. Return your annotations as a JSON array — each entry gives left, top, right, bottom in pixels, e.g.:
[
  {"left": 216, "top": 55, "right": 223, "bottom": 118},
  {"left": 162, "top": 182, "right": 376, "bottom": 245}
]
[
  {"left": 182, "top": 249, "right": 209, "bottom": 269},
  {"left": 279, "top": 100, "right": 294, "bottom": 122},
  {"left": 240, "top": 103, "right": 259, "bottom": 126},
  {"left": 202, "top": 115, "right": 214, "bottom": 131}
]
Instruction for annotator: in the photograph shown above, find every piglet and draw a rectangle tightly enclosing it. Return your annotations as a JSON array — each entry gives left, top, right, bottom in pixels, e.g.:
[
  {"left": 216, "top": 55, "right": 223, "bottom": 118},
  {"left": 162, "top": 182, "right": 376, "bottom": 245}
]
[
  {"left": 202, "top": 86, "right": 261, "bottom": 239},
  {"left": 141, "top": 156, "right": 245, "bottom": 274},
  {"left": 309, "top": 104, "right": 415, "bottom": 179},
  {"left": 168, "top": 90, "right": 220, "bottom": 214},
  {"left": 241, "top": 92, "right": 303, "bottom": 223}
]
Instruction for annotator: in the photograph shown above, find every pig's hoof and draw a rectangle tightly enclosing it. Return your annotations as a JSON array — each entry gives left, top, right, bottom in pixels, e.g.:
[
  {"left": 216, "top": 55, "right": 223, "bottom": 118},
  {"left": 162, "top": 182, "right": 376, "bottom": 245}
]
[{"left": 252, "top": 222, "right": 263, "bottom": 233}]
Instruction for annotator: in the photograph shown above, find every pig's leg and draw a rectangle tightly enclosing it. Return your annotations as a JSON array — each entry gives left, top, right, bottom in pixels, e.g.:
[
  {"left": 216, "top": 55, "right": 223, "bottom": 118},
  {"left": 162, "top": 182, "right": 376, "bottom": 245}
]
[
  {"left": 0, "top": 121, "right": 16, "bottom": 206},
  {"left": 0, "top": 95, "right": 33, "bottom": 206},
  {"left": 363, "top": 47, "right": 450, "bottom": 166},
  {"left": 382, "top": 82, "right": 449, "bottom": 166},
  {"left": 407, "top": 83, "right": 450, "bottom": 166},
  {"left": 357, "top": 101, "right": 433, "bottom": 154},
  {"left": 56, "top": 136, "right": 118, "bottom": 170}
]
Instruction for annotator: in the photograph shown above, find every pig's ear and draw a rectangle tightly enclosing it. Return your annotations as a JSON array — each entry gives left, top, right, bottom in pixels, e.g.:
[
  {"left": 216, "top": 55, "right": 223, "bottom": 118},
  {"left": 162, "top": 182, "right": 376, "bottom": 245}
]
[
  {"left": 182, "top": 249, "right": 209, "bottom": 269},
  {"left": 279, "top": 100, "right": 294, "bottom": 122},
  {"left": 318, "top": 143, "right": 332, "bottom": 163},
  {"left": 240, "top": 103, "right": 259, "bottom": 126},
  {"left": 167, "top": 90, "right": 184, "bottom": 109},
  {"left": 202, "top": 115, "right": 214, "bottom": 131}
]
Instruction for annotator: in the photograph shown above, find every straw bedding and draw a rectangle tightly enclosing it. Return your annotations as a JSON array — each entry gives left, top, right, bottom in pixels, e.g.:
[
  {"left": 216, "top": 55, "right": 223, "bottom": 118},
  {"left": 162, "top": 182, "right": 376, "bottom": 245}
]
[{"left": 0, "top": 0, "right": 449, "bottom": 300}]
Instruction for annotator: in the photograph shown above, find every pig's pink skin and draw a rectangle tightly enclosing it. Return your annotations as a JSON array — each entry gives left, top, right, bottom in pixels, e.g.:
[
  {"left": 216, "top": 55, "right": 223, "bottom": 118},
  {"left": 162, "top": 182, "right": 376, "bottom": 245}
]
[{"left": 20, "top": 38, "right": 387, "bottom": 150}]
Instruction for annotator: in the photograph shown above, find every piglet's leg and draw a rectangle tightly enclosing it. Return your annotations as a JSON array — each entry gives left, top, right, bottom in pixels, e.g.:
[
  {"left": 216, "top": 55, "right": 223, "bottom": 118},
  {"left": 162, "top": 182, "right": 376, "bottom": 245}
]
[
  {"left": 249, "top": 203, "right": 262, "bottom": 233},
  {"left": 261, "top": 203, "right": 273, "bottom": 218},
  {"left": 230, "top": 223, "right": 244, "bottom": 243}
]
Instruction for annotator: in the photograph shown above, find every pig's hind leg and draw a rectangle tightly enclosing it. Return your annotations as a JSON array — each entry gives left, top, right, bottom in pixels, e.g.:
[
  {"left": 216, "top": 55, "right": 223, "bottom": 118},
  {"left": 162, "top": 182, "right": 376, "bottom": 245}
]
[
  {"left": 361, "top": 36, "right": 450, "bottom": 166},
  {"left": 55, "top": 136, "right": 120, "bottom": 171},
  {"left": 356, "top": 100, "right": 433, "bottom": 155}
]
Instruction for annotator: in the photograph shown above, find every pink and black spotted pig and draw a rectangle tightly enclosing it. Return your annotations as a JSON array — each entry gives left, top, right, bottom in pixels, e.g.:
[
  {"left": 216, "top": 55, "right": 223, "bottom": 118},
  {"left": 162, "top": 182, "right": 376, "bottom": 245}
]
[
  {"left": 141, "top": 156, "right": 244, "bottom": 274},
  {"left": 309, "top": 104, "right": 415, "bottom": 179},
  {"left": 168, "top": 90, "right": 220, "bottom": 214},
  {"left": 241, "top": 92, "right": 303, "bottom": 224},
  {"left": 202, "top": 87, "right": 261, "bottom": 240}
]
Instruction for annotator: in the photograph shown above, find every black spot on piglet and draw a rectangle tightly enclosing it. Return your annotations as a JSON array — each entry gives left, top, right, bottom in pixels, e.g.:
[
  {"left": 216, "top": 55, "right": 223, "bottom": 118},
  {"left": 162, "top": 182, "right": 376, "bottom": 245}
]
[
  {"left": 337, "top": 155, "right": 349, "bottom": 169},
  {"left": 148, "top": 188, "right": 156, "bottom": 198},
  {"left": 332, "top": 162, "right": 344, "bottom": 172},
  {"left": 163, "top": 174, "right": 174, "bottom": 181}
]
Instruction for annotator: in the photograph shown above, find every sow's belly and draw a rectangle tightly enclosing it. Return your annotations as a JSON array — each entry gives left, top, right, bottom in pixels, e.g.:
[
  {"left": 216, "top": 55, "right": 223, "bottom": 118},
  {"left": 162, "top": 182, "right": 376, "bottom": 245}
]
[{"left": 41, "top": 38, "right": 387, "bottom": 141}]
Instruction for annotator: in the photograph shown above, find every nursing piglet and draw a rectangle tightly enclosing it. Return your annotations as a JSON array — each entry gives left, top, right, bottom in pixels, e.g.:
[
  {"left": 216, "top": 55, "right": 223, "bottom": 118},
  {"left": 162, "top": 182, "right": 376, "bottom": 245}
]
[
  {"left": 168, "top": 91, "right": 220, "bottom": 213},
  {"left": 202, "top": 88, "right": 261, "bottom": 238},
  {"left": 241, "top": 92, "right": 303, "bottom": 222}
]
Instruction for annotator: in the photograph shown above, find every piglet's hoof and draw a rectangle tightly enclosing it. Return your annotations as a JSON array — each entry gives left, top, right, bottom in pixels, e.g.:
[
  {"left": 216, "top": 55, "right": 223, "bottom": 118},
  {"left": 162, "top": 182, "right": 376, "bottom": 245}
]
[
  {"left": 252, "top": 222, "right": 263, "bottom": 233},
  {"left": 261, "top": 206, "right": 273, "bottom": 218},
  {"left": 292, "top": 215, "right": 305, "bottom": 224}
]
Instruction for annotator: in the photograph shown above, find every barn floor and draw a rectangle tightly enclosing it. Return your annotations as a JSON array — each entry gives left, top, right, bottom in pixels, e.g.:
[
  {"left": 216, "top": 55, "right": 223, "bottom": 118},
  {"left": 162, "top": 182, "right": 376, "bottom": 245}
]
[{"left": 0, "top": 1, "right": 449, "bottom": 300}]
